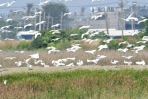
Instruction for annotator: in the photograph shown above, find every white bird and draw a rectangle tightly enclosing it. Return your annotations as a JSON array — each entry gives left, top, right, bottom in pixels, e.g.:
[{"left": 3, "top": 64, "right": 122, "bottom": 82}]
[
  {"left": 14, "top": 50, "right": 25, "bottom": 54},
  {"left": 103, "top": 39, "right": 113, "bottom": 43},
  {"left": 110, "top": 60, "right": 119, "bottom": 65},
  {"left": 81, "top": 31, "right": 90, "bottom": 38},
  {"left": 25, "top": 15, "right": 36, "bottom": 20},
  {"left": 48, "top": 49, "right": 60, "bottom": 54},
  {"left": 15, "top": 61, "right": 23, "bottom": 67},
  {"left": 117, "top": 48, "right": 128, "bottom": 53},
  {"left": 24, "top": 58, "right": 31, "bottom": 64},
  {"left": 122, "top": 13, "right": 138, "bottom": 22},
  {"left": 6, "top": 18, "right": 13, "bottom": 22},
  {"left": 12, "top": 10, "right": 22, "bottom": 13},
  {"left": 34, "top": 59, "right": 43, "bottom": 65},
  {"left": 66, "top": 57, "right": 76, "bottom": 61},
  {"left": 124, "top": 60, "right": 132, "bottom": 65},
  {"left": 35, "top": 11, "right": 42, "bottom": 15},
  {"left": 4, "top": 57, "right": 16, "bottom": 60},
  {"left": 0, "top": 65, "right": 2, "bottom": 68},
  {"left": 24, "top": 23, "right": 32, "bottom": 29},
  {"left": 91, "top": 14, "right": 103, "bottom": 20},
  {"left": 118, "top": 41, "right": 128, "bottom": 46},
  {"left": 137, "top": 18, "right": 148, "bottom": 24},
  {"left": 1, "top": 25, "right": 12, "bottom": 29},
  {"left": 0, "top": 3, "right": 7, "bottom": 7},
  {"left": 121, "top": 13, "right": 133, "bottom": 22},
  {"left": 7, "top": 0, "right": 16, "bottom": 7},
  {"left": 29, "top": 53, "right": 39, "bottom": 59},
  {"left": 131, "top": 48, "right": 143, "bottom": 54},
  {"left": 66, "top": 63, "right": 74, "bottom": 67},
  {"left": 40, "top": 62, "right": 49, "bottom": 67},
  {"left": 27, "top": 63, "right": 33, "bottom": 70},
  {"left": 98, "top": 44, "right": 108, "bottom": 51},
  {"left": 66, "top": 45, "right": 81, "bottom": 52},
  {"left": 51, "top": 24, "right": 60, "bottom": 28},
  {"left": 126, "top": 43, "right": 134, "bottom": 48},
  {"left": 88, "top": 39, "right": 98, "bottom": 44},
  {"left": 135, "top": 59, "right": 145, "bottom": 65},
  {"left": 63, "top": 12, "right": 72, "bottom": 16},
  {"left": 51, "top": 38, "right": 60, "bottom": 41},
  {"left": 87, "top": 59, "right": 99, "bottom": 64},
  {"left": 92, "top": 0, "right": 102, "bottom": 2},
  {"left": 60, "top": 0, "right": 72, "bottom": 1},
  {"left": 85, "top": 50, "right": 96, "bottom": 54},
  {"left": 79, "top": 25, "right": 92, "bottom": 30},
  {"left": 50, "top": 30, "right": 61, "bottom": 34},
  {"left": 133, "top": 45, "right": 145, "bottom": 50},
  {"left": 34, "top": 33, "right": 41, "bottom": 39},
  {"left": 14, "top": 27, "right": 22, "bottom": 30},
  {"left": 39, "top": 0, "right": 50, "bottom": 6},
  {"left": 46, "top": 46, "right": 56, "bottom": 50},
  {"left": 70, "top": 34, "right": 78, "bottom": 37},
  {"left": 3, "top": 80, "right": 7, "bottom": 85},
  {"left": 128, "top": 30, "right": 139, "bottom": 36},
  {"left": 122, "top": 56, "right": 133, "bottom": 59},
  {"left": 89, "top": 32, "right": 99, "bottom": 37},
  {"left": 97, "top": 55, "right": 106, "bottom": 60},
  {"left": 76, "top": 60, "right": 83, "bottom": 66},
  {"left": 136, "top": 40, "right": 147, "bottom": 44},
  {"left": 35, "top": 21, "right": 46, "bottom": 26}
]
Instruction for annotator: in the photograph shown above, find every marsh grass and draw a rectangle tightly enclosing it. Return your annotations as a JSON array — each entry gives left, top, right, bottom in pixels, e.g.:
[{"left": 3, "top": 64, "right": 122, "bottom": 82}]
[
  {"left": 0, "top": 40, "right": 148, "bottom": 67},
  {"left": 1, "top": 69, "right": 148, "bottom": 99},
  {"left": 0, "top": 49, "right": 148, "bottom": 68}
]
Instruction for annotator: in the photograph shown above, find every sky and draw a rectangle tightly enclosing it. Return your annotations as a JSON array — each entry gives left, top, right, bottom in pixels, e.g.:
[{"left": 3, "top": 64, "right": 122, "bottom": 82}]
[{"left": 0, "top": 0, "right": 148, "bottom": 13}]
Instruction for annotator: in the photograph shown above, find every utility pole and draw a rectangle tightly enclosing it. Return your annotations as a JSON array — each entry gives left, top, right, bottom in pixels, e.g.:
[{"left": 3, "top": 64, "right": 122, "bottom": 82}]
[
  {"left": 132, "top": 2, "right": 136, "bottom": 32},
  {"left": 39, "top": 0, "right": 42, "bottom": 31},
  {"left": 105, "top": 6, "right": 109, "bottom": 35},
  {"left": 34, "top": 7, "right": 36, "bottom": 31},
  {"left": 51, "top": 17, "right": 53, "bottom": 26},
  {"left": 47, "top": 13, "right": 50, "bottom": 29},
  {"left": 120, "top": 0, "right": 124, "bottom": 38},
  {"left": 60, "top": 12, "right": 63, "bottom": 29},
  {"left": 43, "top": 12, "right": 45, "bottom": 30}
]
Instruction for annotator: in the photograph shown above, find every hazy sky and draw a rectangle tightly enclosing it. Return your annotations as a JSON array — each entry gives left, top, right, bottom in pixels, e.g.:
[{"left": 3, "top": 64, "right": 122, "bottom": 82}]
[{"left": 0, "top": 0, "right": 148, "bottom": 13}]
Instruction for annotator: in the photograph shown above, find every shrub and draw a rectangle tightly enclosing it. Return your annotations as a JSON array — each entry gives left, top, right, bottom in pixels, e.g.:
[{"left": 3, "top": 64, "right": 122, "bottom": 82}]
[
  {"left": 108, "top": 40, "right": 119, "bottom": 50},
  {"left": 29, "top": 36, "right": 47, "bottom": 50},
  {"left": 55, "top": 39, "right": 71, "bottom": 50},
  {"left": 17, "top": 41, "right": 29, "bottom": 50},
  {"left": 48, "top": 42, "right": 56, "bottom": 47}
]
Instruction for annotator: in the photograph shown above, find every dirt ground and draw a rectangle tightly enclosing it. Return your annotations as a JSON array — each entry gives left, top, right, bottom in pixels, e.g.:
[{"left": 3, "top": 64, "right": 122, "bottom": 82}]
[{"left": 0, "top": 65, "right": 148, "bottom": 75}]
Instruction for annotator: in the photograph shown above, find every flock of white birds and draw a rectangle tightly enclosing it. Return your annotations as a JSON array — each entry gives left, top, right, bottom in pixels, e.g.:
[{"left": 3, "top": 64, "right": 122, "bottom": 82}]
[
  {"left": 0, "top": 0, "right": 148, "bottom": 85},
  {"left": 0, "top": 26, "right": 148, "bottom": 72},
  {"left": 0, "top": 0, "right": 148, "bottom": 70}
]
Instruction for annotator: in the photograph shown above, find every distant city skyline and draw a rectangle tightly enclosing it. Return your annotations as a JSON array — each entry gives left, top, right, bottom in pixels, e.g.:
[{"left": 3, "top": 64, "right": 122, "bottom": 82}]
[{"left": 0, "top": 0, "right": 148, "bottom": 13}]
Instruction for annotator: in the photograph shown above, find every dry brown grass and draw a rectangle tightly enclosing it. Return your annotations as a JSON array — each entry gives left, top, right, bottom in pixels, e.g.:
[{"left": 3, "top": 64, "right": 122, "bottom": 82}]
[
  {"left": 0, "top": 40, "right": 20, "bottom": 50},
  {"left": 0, "top": 40, "right": 147, "bottom": 68},
  {"left": 0, "top": 49, "right": 148, "bottom": 68}
]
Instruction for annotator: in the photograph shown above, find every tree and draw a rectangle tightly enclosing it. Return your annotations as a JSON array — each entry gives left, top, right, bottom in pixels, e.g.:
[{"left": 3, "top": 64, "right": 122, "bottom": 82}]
[
  {"left": 80, "top": 7, "right": 86, "bottom": 20},
  {"left": 42, "top": 2, "right": 69, "bottom": 28},
  {"left": 26, "top": 3, "right": 34, "bottom": 16}
]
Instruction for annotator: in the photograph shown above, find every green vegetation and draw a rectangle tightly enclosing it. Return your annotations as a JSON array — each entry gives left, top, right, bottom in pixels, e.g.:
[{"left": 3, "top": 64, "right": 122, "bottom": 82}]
[
  {"left": 1, "top": 69, "right": 148, "bottom": 99},
  {"left": 42, "top": 2, "right": 70, "bottom": 28},
  {"left": 28, "top": 28, "right": 88, "bottom": 50},
  {"left": 17, "top": 41, "right": 30, "bottom": 50}
]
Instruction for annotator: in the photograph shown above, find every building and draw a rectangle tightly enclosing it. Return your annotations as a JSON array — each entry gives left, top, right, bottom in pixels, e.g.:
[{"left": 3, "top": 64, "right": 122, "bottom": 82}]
[
  {"left": 70, "top": 8, "right": 124, "bottom": 30},
  {"left": 88, "top": 29, "right": 139, "bottom": 39},
  {"left": 17, "top": 30, "right": 41, "bottom": 40}
]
